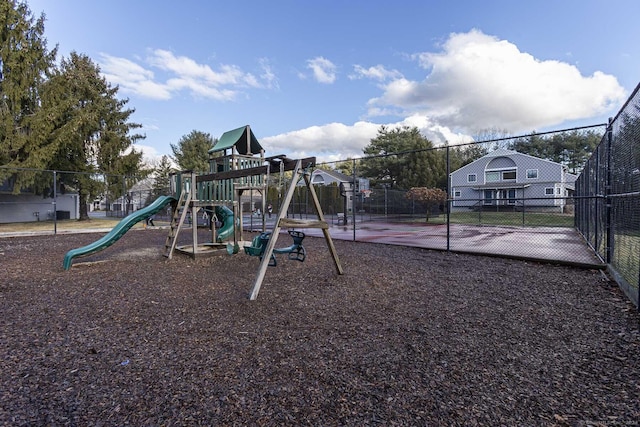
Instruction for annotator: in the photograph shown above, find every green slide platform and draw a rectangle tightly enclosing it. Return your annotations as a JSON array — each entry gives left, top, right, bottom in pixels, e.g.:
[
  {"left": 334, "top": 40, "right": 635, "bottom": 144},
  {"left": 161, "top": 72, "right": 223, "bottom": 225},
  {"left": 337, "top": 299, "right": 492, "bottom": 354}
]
[{"left": 62, "top": 195, "right": 177, "bottom": 270}]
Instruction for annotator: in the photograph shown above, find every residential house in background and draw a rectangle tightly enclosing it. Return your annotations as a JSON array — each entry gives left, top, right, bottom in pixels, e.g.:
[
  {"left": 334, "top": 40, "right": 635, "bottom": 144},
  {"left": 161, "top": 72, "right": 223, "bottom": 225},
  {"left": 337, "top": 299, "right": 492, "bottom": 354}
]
[
  {"left": 97, "top": 177, "right": 156, "bottom": 217},
  {"left": 308, "top": 169, "right": 355, "bottom": 216},
  {"left": 449, "top": 149, "right": 577, "bottom": 213},
  {"left": 309, "top": 169, "right": 353, "bottom": 186},
  {"left": 0, "top": 177, "right": 79, "bottom": 223}
]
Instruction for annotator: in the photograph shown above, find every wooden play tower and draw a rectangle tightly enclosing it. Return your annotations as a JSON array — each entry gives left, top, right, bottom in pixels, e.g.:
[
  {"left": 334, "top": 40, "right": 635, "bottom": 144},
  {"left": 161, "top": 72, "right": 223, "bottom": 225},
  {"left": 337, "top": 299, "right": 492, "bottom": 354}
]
[
  {"left": 164, "top": 125, "right": 343, "bottom": 299},
  {"left": 165, "top": 125, "right": 267, "bottom": 258}
]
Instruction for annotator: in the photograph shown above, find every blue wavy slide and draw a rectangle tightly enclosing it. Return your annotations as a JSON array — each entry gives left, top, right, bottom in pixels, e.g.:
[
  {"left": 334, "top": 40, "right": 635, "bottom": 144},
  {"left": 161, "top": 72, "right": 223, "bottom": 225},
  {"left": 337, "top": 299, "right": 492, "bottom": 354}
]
[{"left": 63, "top": 195, "right": 177, "bottom": 270}]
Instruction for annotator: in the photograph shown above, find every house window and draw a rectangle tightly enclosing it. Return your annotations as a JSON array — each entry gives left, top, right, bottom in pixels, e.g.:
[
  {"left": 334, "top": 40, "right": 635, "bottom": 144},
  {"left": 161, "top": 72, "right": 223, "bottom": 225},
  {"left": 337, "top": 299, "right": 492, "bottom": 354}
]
[
  {"left": 467, "top": 174, "right": 477, "bottom": 183},
  {"left": 485, "top": 171, "right": 500, "bottom": 182},
  {"left": 545, "top": 188, "right": 554, "bottom": 195},
  {"left": 454, "top": 190, "right": 461, "bottom": 198},
  {"left": 485, "top": 169, "right": 516, "bottom": 182},
  {"left": 502, "top": 170, "right": 516, "bottom": 180},
  {"left": 508, "top": 189, "right": 516, "bottom": 204},
  {"left": 526, "top": 169, "right": 538, "bottom": 179},
  {"left": 556, "top": 187, "right": 561, "bottom": 195}
]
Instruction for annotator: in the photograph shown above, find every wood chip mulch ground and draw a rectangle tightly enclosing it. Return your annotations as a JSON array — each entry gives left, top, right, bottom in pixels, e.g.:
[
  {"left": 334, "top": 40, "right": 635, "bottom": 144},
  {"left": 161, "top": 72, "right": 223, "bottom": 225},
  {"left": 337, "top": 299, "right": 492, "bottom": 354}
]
[{"left": 1, "top": 228, "right": 639, "bottom": 426}]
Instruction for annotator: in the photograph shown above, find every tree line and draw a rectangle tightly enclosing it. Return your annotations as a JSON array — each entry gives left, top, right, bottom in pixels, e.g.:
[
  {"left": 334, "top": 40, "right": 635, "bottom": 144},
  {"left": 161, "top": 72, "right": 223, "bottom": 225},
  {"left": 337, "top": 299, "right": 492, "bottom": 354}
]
[
  {"left": 1, "top": 1, "right": 145, "bottom": 219},
  {"left": 333, "top": 125, "right": 603, "bottom": 191}
]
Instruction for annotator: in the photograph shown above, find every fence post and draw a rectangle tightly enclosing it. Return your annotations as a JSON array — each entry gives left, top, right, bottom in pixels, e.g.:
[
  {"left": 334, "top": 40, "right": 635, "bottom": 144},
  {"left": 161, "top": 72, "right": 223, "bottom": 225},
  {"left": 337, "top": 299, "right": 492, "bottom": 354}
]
[
  {"left": 446, "top": 144, "right": 450, "bottom": 252},
  {"left": 605, "top": 119, "right": 613, "bottom": 264},
  {"left": 352, "top": 158, "right": 357, "bottom": 241},
  {"left": 594, "top": 150, "right": 599, "bottom": 252},
  {"left": 521, "top": 187, "right": 525, "bottom": 226},
  {"left": 53, "top": 170, "right": 57, "bottom": 235}
]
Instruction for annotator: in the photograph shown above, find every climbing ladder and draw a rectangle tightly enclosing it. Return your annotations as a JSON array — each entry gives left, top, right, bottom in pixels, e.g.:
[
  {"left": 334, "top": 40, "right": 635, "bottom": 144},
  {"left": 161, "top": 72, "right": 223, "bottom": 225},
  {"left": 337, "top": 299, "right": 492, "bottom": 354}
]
[{"left": 164, "top": 186, "right": 191, "bottom": 259}]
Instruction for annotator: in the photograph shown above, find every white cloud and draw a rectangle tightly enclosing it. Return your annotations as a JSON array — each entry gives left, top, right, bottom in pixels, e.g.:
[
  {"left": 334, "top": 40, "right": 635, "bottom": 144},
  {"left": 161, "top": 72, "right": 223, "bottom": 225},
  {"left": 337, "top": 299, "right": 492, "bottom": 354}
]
[
  {"left": 259, "top": 58, "right": 279, "bottom": 90},
  {"left": 147, "top": 49, "right": 253, "bottom": 87},
  {"left": 98, "top": 49, "right": 277, "bottom": 101},
  {"left": 306, "top": 57, "right": 337, "bottom": 84},
  {"left": 350, "top": 64, "right": 403, "bottom": 82},
  {"left": 398, "top": 114, "right": 474, "bottom": 146},
  {"left": 260, "top": 117, "right": 473, "bottom": 164},
  {"left": 268, "top": 29, "right": 623, "bottom": 163},
  {"left": 99, "top": 54, "right": 172, "bottom": 100},
  {"left": 261, "top": 121, "right": 379, "bottom": 163},
  {"left": 122, "top": 143, "right": 171, "bottom": 168},
  {"left": 368, "top": 29, "right": 626, "bottom": 133}
]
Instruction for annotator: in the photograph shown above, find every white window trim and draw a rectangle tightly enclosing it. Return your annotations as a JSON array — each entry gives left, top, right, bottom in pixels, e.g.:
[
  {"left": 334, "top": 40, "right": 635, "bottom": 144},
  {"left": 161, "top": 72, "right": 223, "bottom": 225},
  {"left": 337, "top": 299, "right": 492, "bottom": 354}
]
[
  {"left": 501, "top": 170, "right": 516, "bottom": 181},
  {"left": 467, "top": 174, "right": 477, "bottom": 183},
  {"left": 545, "top": 187, "right": 554, "bottom": 195},
  {"left": 526, "top": 169, "right": 539, "bottom": 179},
  {"left": 452, "top": 189, "right": 461, "bottom": 206},
  {"left": 485, "top": 171, "right": 500, "bottom": 183},
  {"left": 485, "top": 168, "right": 516, "bottom": 182}
]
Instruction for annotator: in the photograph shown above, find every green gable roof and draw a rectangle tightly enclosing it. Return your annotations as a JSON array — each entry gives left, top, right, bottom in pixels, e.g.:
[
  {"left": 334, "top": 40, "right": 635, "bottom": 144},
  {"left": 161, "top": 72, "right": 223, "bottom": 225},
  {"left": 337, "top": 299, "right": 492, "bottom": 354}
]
[{"left": 209, "top": 125, "right": 263, "bottom": 155}]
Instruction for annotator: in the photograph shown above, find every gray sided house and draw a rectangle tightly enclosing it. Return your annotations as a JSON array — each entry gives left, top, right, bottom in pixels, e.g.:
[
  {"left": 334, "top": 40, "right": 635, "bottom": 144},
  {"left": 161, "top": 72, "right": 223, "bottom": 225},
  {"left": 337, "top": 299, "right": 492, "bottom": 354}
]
[
  {"left": 309, "top": 169, "right": 353, "bottom": 187},
  {"left": 308, "top": 169, "right": 355, "bottom": 214},
  {"left": 100, "top": 177, "right": 156, "bottom": 216},
  {"left": 0, "top": 177, "right": 79, "bottom": 223},
  {"left": 450, "top": 149, "right": 577, "bottom": 213}
]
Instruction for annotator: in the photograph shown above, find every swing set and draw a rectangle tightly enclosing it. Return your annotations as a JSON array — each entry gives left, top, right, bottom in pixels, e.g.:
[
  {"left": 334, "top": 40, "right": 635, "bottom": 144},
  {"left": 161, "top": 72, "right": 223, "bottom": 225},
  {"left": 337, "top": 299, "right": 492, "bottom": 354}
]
[{"left": 243, "top": 156, "right": 343, "bottom": 299}]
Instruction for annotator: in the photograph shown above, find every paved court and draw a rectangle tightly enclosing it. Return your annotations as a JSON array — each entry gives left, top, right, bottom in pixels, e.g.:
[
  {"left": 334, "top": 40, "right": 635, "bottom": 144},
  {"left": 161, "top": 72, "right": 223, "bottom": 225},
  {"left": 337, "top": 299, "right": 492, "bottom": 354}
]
[
  {"left": 0, "top": 216, "right": 604, "bottom": 269},
  {"left": 298, "top": 221, "right": 604, "bottom": 268}
]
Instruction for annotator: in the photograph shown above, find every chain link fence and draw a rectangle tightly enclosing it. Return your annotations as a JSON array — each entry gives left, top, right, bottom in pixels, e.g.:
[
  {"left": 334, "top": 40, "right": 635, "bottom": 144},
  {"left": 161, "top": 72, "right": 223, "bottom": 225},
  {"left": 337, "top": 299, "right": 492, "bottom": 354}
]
[
  {"left": 576, "top": 83, "right": 640, "bottom": 307},
  {"left": 259, "top": 130, "right": 600, "bottom": 271},
  {"left": 0, "top": 167, "right": 164, "bottom": 233}
]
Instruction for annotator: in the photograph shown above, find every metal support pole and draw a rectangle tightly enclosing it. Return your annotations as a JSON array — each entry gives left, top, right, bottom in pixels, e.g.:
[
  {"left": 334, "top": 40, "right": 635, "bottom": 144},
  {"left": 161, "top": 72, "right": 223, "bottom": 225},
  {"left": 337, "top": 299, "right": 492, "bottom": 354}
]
[
  {"left": 605, "top": 119, "right": 614, "bottom": 264},
  {"left": 594, "top": 146, "right": 600, "bottom": 257},
  {"left": 384, "top": 185, "right": 388, "bottom": 219},
  {"left": 53, "top": 171, "right": 57, "bottom": 235},
  {"left": 352, "top": 158, "right": 357, "bottom": 241},
  {"left": 122, "top": 175, "right": 126, "bottom": 216},
  {"left": 446, "top": 144, "right": 450, "bottom": 251}
]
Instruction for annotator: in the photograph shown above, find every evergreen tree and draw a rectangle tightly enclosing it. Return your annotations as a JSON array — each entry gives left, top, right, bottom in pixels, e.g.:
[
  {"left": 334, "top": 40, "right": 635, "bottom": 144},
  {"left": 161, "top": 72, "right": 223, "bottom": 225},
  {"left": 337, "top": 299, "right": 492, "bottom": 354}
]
[
  {"left": 44, "top": 52, "right": 145, "bottom": 219},
  {"left": 170, "top": 130, "right": 215, "bottom": 172},
  {"left": 0, "top": 0, "right": 57, "bottom": 190},
  {"left": 508, "top": 129, "right": 602, "bottom": 174},
  {"left": 333, "top": 158, "right": 362, "bottom": 177},
  {"left": 150, "top": 155, "right": 174, "bottom": 201},
  {"left": 360, "top": 125, "right": 446, "bottom": 190}
]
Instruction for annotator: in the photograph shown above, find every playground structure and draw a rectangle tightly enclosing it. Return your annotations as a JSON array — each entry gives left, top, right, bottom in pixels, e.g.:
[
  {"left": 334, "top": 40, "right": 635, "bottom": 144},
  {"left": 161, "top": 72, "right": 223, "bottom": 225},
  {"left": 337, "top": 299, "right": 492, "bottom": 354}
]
[
  {"left": 164, "top": 124, "right": 268, "bottom": 259},
  {"left": 63, "top": 125, "right": 343, "bottom": 299}
]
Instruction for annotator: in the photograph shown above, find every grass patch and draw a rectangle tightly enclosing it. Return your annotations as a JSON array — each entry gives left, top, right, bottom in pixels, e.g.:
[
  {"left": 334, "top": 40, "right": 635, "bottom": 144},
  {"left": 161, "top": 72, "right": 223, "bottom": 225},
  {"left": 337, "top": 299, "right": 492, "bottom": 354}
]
[
  {"left": 419, "top": 211, "right": 574, "bottom": 228},
  {"left": 0, "top": 218, "right": 146, "bottom": 233},
  {"left": 612, "top": 233, "right": 640, "bottom": 288}
]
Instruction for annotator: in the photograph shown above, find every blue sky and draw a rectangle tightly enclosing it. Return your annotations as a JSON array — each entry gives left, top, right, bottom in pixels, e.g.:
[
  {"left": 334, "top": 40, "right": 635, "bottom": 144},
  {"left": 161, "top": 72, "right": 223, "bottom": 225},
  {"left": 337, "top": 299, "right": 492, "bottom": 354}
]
[{"left": 26, "top": 0, "right": 640, "bottom": 164}]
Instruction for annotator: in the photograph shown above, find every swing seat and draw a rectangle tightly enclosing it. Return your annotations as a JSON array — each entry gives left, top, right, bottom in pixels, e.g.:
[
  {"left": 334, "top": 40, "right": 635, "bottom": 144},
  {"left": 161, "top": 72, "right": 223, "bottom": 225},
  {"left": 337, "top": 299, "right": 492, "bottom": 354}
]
[
  {"left": 273, "top": 230, "right": 306, "bottom": 262},
  {"left": 244, "top": 232, "right": 277, "bottom": 266}
]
